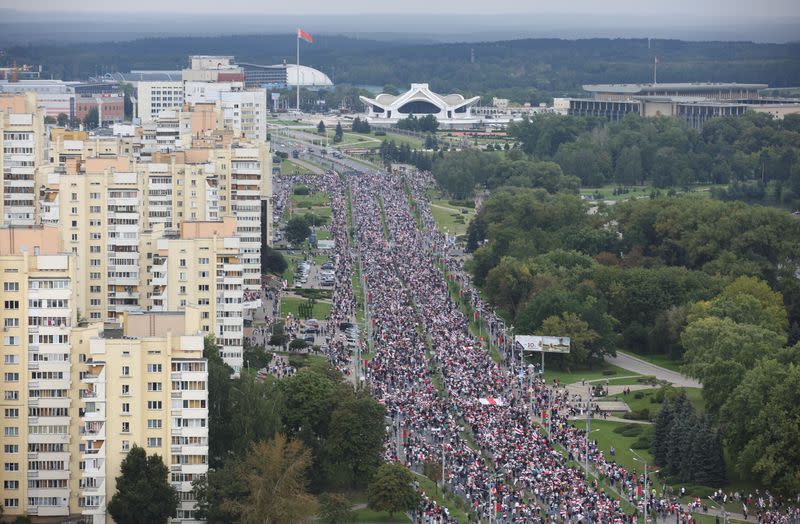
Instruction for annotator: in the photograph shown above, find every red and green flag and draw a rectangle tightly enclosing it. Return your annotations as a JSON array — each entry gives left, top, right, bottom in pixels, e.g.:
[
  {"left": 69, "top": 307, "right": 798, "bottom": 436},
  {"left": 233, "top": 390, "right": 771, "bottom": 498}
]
[{"left": 298, "top": 29, "right": 313, "bottom": 43}]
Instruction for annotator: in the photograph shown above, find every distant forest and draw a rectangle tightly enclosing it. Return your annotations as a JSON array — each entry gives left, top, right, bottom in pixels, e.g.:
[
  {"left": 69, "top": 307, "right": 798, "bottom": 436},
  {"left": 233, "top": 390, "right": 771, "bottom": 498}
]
[{"left": 3, "top": 34, "right": 800, "bottom": 103}]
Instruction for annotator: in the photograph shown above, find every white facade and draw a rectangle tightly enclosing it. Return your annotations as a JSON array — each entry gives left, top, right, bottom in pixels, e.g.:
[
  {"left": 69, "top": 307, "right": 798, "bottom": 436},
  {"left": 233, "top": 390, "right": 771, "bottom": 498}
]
[
  {"left": 220, "top": 90, "right": 268, "bottom": 141},
  {"left": 136, "top": 82, "right": 184, "bottom": 123},
  {"left": 360, "top": 83, "right": 480, "bottom": 126}
]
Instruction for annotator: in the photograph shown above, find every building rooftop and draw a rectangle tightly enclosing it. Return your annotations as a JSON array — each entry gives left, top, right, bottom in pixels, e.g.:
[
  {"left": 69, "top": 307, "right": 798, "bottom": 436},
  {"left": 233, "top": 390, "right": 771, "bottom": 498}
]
[{"left": 583, "top": 82, "right": 769, "bottom": 94}]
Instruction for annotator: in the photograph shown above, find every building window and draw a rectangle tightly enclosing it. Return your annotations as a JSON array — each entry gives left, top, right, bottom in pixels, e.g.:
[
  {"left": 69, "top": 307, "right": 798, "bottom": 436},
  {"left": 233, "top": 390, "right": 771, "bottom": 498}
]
[
  {"left": 147, "top": 382, "right": 162, "bottom": 392},
  {"left": 3, "top": 282, "right": 19, "bottom": 292},
  {"left": 147, "top": 364, "right": 162, "bottom": 373},
  {"left": 3, "top": 445, "right": 18, "bottom": 454},
  {"left": 147, "top": 401, "right": 162, "bottom": 410},
  {"left": 121, "top": 384, "right": 130, "bottom": 395},
  {"left": 4, "top": 408, "right": 19, "bottom": 418},
  {"left": 146, "top": 437, "right": 162, "bottom": 448},
  {"left": 147, "top": 419, "right": 162, "bottom": 429},
  {"left": 122, "top": 403, "right": 130, "bottom": 413},
  {"left": 121, "top": 366, "right": 130, "bottom": 376}
]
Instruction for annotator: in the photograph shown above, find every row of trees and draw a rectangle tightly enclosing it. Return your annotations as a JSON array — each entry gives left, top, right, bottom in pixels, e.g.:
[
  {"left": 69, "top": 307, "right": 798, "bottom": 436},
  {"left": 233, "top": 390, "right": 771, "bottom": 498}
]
[
  {"left": 433, "top": 149, "right": 579, "bottom": 199},
  {"left": 651, "top": 393, "right": 726, "bottom": 487},
  {"left": 467, "top": 188, "right": 800, "bottom": 493},
  {"left": 506, "top": 112, "right": 800, "bottom": 207},
  {"left": 378, "top": 139, "right": 437, "bottom": 171},
  {"left": 196, "top": 339, "right": 396, "bottom": 522},
  {"left": 351, "top": 116, "right": 371, "bottom": 133},
  {"left": 396, "top": 114, "right": 439, "bottom": 132}
]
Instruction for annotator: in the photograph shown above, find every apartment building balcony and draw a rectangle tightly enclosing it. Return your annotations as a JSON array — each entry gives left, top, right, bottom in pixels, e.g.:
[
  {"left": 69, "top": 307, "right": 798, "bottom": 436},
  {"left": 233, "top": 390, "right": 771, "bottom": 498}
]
[
  {"left": 108, "top": 289, "right": 140, "bottom": 300},
  {"left": 107, "top": 275, "right": 139, "bottom": 286}
]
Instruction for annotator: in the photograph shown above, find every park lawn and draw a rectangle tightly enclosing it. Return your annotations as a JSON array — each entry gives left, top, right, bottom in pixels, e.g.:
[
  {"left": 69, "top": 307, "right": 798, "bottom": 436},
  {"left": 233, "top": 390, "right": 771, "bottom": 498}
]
[
  {"left": 619, "top": 350, "right": 684, "bottom": 373},
  {"left": 315, "top": 228, "right": 331, "bottom": 240},
  {"left": 279, "top": 159, "right": 313, "bottom": 176},
  {"left": 381, "top": 131, "right": 425, "bottom": 150},
  {"left": 352, "top": 507, "right": 410, "bottom": 523},
  {"left": 291, "top": 190, "right": 330, "bottom": 208},
  {"left": 539, "top": 362, "right": 639, "bottom": 385},
  {"left": 606, "top": 387, "right": 703, "bottom": 422},
  {"left": 280, "top": 296, "right": 333, "bottom": 319},
  {"left": 429, "top": 199, "right": 476, "bottom": 237},
  {"left": 590, "top": 420, "right": 654, "bottom": 475}
]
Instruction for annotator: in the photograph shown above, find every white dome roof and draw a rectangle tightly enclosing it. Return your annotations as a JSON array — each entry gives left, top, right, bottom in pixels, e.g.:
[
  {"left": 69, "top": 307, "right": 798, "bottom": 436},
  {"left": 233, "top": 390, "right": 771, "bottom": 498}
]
[{"left": 282, "top": 64, "right": 333, "bottom": 87}]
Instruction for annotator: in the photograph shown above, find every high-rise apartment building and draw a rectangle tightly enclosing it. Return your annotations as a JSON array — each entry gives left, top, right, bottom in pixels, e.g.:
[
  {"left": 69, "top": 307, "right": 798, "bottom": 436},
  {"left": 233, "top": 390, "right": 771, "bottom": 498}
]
[
  {"left": 1, "top": 93, "right": 46, "bottom": 226},
  {"left": 74, "top": 309, "right": 208, "bottom": 524},
  {"left": 0, "top": 226, "right": 76, "bottom": 519},
  {"left": 136, "top": 81, "right": 184, "bottom": 124},
  {"left": 0, "top": 227, "right": 208, "bottom": 522}
]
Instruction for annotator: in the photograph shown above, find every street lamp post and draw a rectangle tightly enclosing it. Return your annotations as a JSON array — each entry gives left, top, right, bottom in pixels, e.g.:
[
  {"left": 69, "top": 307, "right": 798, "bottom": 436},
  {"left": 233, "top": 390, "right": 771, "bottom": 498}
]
[
  {"left": 630, "top": 449, "right": 652, "bottom": 524},
  {"left": 586, "top": 385, "right": 592, "bottom": 476}
]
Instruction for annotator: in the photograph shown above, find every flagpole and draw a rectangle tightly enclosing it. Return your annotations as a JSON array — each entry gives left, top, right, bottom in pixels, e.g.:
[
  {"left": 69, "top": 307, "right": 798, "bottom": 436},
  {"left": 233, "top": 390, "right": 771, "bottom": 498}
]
[{"left": 296, "top": 31, "right": 300, "bottom": 111}]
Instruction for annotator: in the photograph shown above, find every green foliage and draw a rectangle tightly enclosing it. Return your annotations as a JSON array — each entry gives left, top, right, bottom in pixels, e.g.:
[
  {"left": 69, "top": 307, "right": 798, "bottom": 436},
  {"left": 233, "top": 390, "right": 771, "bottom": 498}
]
[
  {"left": 367, "top": 464, "right": 420, "bottom": 517},
  {"left": 285, "top": 216, "right": 312, "bottom": 245},
  {"left": 322, "top": 392, "right": 387, "bottom": 489},
  {"left": 107, "top": 446, "right": 178, "bottom": 524},
  {"left": 294, "top": 185, "right": 311, "bottom": 195},
  {"left": 223, "top": 435, "right": 318, "bottom": 524},
  {"left": 651, "top": 394, "right": 726, "bottom": 488},
  {"left": 56, "top": 112, "right": 68, "bottom": 127},
  {"left": 396, "top": 114, "right": 439, "bottom": 132},
  {"left": 83, "top": 106, "right": 99, "bottom": 129},
  {"left": 334, "top": 122, "right": 344, "bottom": 143},
  {"left": 318, "top": 120, "right": 326, "bottom": 134},
  {"left": 613, "top": 423, "right": 643, "bottom": 437},
  {"left": 720, "top": 358, "right": 800, "bottom": 495},
  {"left": 319, "top": 492, "right": 354, "bottom": 524},
  {"left": 351, "top": 117, "right": 371, "bottom": 133},
  {"left": 263, "top": 245, "right": 288, "bottom": 275},
  {"left": 290, "top": 338, "right": 309, "bottom": 350}
]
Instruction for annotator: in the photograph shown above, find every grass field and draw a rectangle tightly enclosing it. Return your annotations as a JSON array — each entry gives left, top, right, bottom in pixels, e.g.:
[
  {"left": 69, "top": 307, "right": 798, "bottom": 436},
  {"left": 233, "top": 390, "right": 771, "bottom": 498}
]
[
  {"left": 609, "top": 386, "right": 705, "bottom": 417},
  {"left": 429, "top": 199, "right": 476, "bottom": 237},
  {"left": 291, "top": 189, "right": 330, "bottom": 208},
  {"left": 280, "top": 296, "right": 333, "bottom": 319},
  {"left": 351, "top": 507, "right": 411, "bottom": 523},
  {"left": 537, "top": 362, "right": 640, "bottom": 385},
  {"left": 413, "top": 474, "right": 473, "bottom": 524},
  {"left": 279, "top": 159, "right": 315, "bottom": 176},
  {"left": 590, "top": 420, "right": 654, "bottom": 473}
]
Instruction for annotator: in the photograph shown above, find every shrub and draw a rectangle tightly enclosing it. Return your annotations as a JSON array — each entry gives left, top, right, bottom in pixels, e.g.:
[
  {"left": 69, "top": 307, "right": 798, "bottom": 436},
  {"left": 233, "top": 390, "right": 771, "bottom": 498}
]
[
  {"left": 293, "top": 186, "right": 310, "bottom": 195},
  {"left": 631, "top": 435, "right": 650, "bottom": 449},
  {"left": 289, "top": 338, "right": 308, "bottom": 350},
  {"left": 613, "top": 423, "right": 643, "bottom": 437},
  {"left": 602, "top": 370, "right": 617, "bottom": 376},
  {"left": 623, "top": 409, "right": 651, "bottom": 421},
  {"left": 634, "top": 391, "right": 645, "bottom": 400}
]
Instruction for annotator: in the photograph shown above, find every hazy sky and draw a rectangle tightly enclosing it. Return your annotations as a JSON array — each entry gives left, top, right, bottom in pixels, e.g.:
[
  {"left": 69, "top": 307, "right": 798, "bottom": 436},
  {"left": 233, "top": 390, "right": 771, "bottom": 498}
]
[{"left": 6, "top": 0, "right": 800, "bottom": 16}]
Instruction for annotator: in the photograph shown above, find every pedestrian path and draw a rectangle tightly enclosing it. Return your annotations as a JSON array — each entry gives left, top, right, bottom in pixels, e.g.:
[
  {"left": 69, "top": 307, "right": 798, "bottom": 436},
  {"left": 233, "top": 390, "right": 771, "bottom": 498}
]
[{"left": 606, "top": 351, "right": 701, "bottom": 388}]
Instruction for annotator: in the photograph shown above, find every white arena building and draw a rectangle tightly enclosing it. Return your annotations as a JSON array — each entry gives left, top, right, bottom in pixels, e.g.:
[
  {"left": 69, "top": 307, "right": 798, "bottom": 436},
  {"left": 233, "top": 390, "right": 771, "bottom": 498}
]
[{"left": 360, "top": 83, "right": 481, "bottom": 127}]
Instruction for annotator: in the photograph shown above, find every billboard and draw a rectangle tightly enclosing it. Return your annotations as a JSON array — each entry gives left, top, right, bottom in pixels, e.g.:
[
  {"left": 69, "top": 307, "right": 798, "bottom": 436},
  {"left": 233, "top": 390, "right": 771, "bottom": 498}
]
[{"left": 515, "top": 335, "right": 571, "bottom": 354}]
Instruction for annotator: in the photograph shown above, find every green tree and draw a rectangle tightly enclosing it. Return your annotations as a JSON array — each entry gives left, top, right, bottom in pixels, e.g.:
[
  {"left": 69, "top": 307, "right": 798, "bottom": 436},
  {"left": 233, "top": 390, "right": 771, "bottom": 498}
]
[
  {"left": 689, "top": 418, "right": 726, "bottom": 486},
  {"left": 224, "top": 435, "right": 318, "bottom": 524},
  {"left": 483, "top": 257, "right": 535, "bottom": 319},
  {"left": 614, "top": 145, "right": 642, "bottom": 185},
  {"left": 322, "top": 392, "right": 386, "bottom": 488},
  {"left": 318, "top": 120, "right": 326, "bottom": 134},
  {"left": 681, "top": 316, "right": 785, "bottom": 415},
  {"left": 720, "top": 359, "right": 800, "bottom": 494},
  {"left": 44, "top": 115, "right": 56, "bottom": 125},
  {"left": 285, "top": 216, "right": 311, "bottom": 245},
  {"left": 318, "top": 493, "right": 354, "bottom": 524},
  {"left": 651, "top": 398, "right": 674, "bottom": 466},
  {"left": 334, "top": 122, "right": 343, "bottom": 143},
  {"left": 192, "top": 459, "right": 248, "bottom": 523},
  {"left": 367, "top": 463, "right": 420, "bottom": 517},
  {"left": 107, "top": 445, "right": 178, "bottom": 524},
  {"left": 263, "top": 244, "right": 288, "bottom": 275},
  {"left": 205, "top": 337, "right": 235, "bottom": 466},
  {"left": 540, "top": 311, "right": 600, "bottom": 369},
  {"left": 281, "top": 368, "right": 341, "bottom": 447},
  {"left": 83, "top": 106, "right": 99, "bottom": 129},
  {"left": 56, "top": 112, "right": 68, "bottom": 127}
]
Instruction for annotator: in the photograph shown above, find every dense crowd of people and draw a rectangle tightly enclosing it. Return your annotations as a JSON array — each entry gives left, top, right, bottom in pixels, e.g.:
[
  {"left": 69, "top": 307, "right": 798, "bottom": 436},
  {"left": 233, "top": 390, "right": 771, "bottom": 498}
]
[{"left": 273, "top": 165, "right": 800, "bottom": 524}]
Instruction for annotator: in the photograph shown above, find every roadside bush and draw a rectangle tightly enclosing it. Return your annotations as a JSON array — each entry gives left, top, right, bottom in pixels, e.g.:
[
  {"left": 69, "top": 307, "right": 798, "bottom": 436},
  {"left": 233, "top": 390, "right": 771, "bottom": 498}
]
[
  {"left": 634, "top": 391, "right": 645, "bottom": 400},
  {"left": 613, "top": 423, "right": 643, "bottom": 437},
  {"left": 448, "top": 199, "right": 475, "bottom": 208},
  {"left": 631, "top": 436, "right": 651, "bottom": 449},
  {"left": 623, "top": 408, "right": 651, "bottom": 421}
]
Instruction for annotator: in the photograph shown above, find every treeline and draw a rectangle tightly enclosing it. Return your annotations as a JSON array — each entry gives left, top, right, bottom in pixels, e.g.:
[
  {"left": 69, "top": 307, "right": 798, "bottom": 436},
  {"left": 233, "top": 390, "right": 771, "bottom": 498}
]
[
  {"left": 5, "top": 35, "right": 800, "bottom": 103},
  {"left": 433, "top": 149, "right": 579, "bottom": 199},
  {"left": 505, "top": 112, "right": 800, "bottom": 204},
  {"left": 198, "top": 339, "right": 387, "bottom": 522},
  {"left": 651, "top": 393, "right": 726, "bottom": 488},
  {"left": 378, "top": 140, "right": 438, "bottom": 171},
  {"left": 467, "top": 189, "right": 800, "bottom": 492}
]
